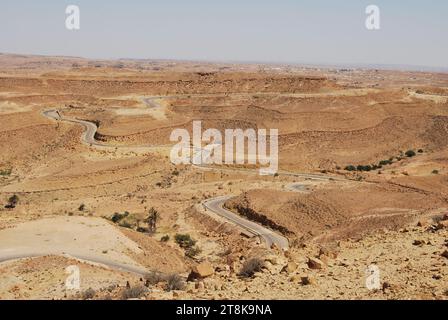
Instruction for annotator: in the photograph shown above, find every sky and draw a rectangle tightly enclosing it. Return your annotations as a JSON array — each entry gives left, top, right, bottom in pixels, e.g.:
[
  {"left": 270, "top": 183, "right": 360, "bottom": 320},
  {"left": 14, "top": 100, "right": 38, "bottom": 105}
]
[{"left": 1, "top": 0, "right": 447, "bottom": 68}]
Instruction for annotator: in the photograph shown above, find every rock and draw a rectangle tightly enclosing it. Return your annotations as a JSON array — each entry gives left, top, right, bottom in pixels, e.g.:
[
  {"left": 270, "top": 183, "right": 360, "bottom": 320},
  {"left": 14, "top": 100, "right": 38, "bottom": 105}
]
[
  {"left": 264, "top": 254, "right": 287, "bottom": 266},
  {"left": 417, "top": 219, "right": 431, "bottom": 227},
  {"left": 289, "top": 275, "right": 300, "bottom": 282},
  {"left": 412, "top": 240, "right": 425, "bottom": 246},
  {"left": 436, "top": 220, "right": 448, "bottom": 230},
  {"left": 441, "top": 250, "right": 448, "bottom": 259},
  {"left": 301, "top": 275, "right": 316, "bottom": 286},
  {"left": 319, "top": 255, "right": 330, "bottom": 265},
  {"left": 281, "top": 262, "right": 298, "bottom": 274},
  {"left": 307, "top": 257, "right": 325, "bottom": 270},
  {"left": 188, "top": 262, "right": 214, "bottom": 280},
  {"left": 263, "top": 261, "right": 283, "bottom": 275},
  {"left": 319, "top": 246, "right": 338, "bottom": 259},
  {"left": 195, "top": 281, "right": 205, "bottom": 291}
]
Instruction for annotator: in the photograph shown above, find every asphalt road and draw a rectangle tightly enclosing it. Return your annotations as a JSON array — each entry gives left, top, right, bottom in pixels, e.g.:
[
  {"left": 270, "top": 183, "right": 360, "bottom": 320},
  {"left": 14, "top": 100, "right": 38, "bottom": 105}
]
[
  {"left": 202, "top": 195, "right": 289, "bottom": 250},
  {"left": 0, "top": 251, "right": 149, "bottom": 276},
  {"left": 41, "top": 103, "right": 342, "bottom": 254}
]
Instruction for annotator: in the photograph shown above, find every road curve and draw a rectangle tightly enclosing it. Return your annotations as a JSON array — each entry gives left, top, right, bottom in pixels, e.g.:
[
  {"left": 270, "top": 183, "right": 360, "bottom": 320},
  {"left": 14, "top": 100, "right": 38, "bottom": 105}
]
[
  {"left": 41, "top": 103, "right": 342, "bottom": 253},
  {"left": 202, "top": 196, "right": 289, "bottom": 250},
  {"left": 42, "top": 108, "right": 171, "bottom": 150},
  {"left": 0, "top": 252, "right": 149, "bottom": 276}
]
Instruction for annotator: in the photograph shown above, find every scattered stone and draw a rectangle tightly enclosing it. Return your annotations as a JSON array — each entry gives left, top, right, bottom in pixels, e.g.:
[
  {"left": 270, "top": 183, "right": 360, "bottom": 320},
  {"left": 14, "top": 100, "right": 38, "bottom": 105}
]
[
  {"left": 319, "top": 246, "right": 338, "bottom": 259},
  {"left": 412, "top": 240, "right": 425, "bottom": 246},
  {"left": 281, "top": 262, "right": 298, "bottom": 274},
  {"left": 188, "top": 262, "right": 214, "bottom": 280},
  {"left": 289, "top": 275, "right": 300, "bottom": 283},
  {"left": 417, "top": 219, "right": 431, "bottom": 227},
  {"left": 307, "top": 257, "right": 324, "bottom": 270},
  {"left": 195, "top": 281, "right": 205, "bottom": 291},
  {"left": 436, "top": 220, "right": 448, "bottom": 230},
  {"left": 441, "top": 250, "right": 448, "bottom": 259},
  {"left": 301, "top": 276, "right": 316, "bottom": 286}
]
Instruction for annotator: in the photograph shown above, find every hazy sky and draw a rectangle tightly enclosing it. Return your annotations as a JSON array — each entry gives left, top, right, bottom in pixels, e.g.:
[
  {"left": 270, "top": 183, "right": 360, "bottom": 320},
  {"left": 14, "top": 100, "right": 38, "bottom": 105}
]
[{"left": 1, "top": 0, "right": 447, "bottom": 68}]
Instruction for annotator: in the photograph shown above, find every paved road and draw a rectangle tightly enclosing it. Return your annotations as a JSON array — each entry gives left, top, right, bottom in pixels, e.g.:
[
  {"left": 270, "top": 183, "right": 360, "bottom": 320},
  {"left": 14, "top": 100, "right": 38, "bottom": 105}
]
[
  {"left": 203, "top": 196, "right": 289, "bottom": 250},
  {"left": 0, "top": 251, "right": 149, "bottom": 276},
  {"left": 42, "top": 109, "right": 170, "bottom": 150},
  {"left": 42, "top": 103, "right": 342, "bottom": 253}
]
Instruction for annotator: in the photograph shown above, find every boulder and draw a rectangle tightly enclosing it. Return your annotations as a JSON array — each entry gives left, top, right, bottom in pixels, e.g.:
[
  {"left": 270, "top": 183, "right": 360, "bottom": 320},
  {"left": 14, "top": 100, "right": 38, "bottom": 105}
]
[
  {"left": 281, "top": 262, "right": 298, "bottom": 274},
  {"left": 307, "top": 257, "right": 325, "bottom": 270},
  {"left": 188, "top": 262, "right": 214, "bottom": 280}
]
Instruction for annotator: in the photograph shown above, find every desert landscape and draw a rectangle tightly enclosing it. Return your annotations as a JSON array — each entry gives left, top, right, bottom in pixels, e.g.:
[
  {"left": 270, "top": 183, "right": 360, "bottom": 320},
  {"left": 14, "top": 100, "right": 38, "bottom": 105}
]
[{"left": 0, "top": 53, "right": 447, "bottom": 300}]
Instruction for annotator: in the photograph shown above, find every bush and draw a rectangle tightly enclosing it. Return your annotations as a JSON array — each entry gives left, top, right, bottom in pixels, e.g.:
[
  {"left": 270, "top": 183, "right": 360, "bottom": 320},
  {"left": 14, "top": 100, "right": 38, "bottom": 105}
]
[
  {"left": 165, "top": 274, "right": 185, "bottom": 291},
  {"left": 432, "top": 169, "right": 439, "bottom": 175},
  {"left": 345, "top": 165, "right": 356, "bottom": 172},
  {"left": 5, "top": 194, "right": 19, "bottom": 209},
  {"left": 160, "top": 235, "right": 170, "bottom": 242},
  {"left": 118, "top": 221, "right": 133, "bottom": 229},
  {"left": 418, "top": 149, "right": 424, "bottom": 153},
  {"left": 357, "top": 165, "right": 371, "bottom": 172},
  {"left": 405, "top": 150, "right": 416, "bottom": 158},
  {"left": 239, "top": 258, "right": 264, "bottom": 278},
  {"left": 175, "top": 234, "right": 196, "bottom": 249},
  {"left": 379, "top": 160, "right": 392, "bottom": 166},
  {"left": 145, "top": 271, "right": 166, "bottom": 286},
  {"left": 185, "top": 245, "right": 201, "bottom": 258},
  {"left": 0, "top": 168, "right": 12, "bottom": 176},
  {"left": 111, "top": 211, "right": 129, "bottom": 223},
  {"left": 121, "top": 285, "right": 147, "bottom": 300},
  {"left": 78, "top": 204, "right": 85, "bottom": 211},
  {"left": 81, "top": 288, "right": 96, "bottom": 300}
]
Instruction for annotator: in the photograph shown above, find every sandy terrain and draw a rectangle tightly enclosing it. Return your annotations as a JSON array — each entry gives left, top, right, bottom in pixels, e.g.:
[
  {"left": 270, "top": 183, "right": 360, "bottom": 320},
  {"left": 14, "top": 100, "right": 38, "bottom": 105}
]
[{"left": 0, "top": 53, "right": 447, "bottom": 300}]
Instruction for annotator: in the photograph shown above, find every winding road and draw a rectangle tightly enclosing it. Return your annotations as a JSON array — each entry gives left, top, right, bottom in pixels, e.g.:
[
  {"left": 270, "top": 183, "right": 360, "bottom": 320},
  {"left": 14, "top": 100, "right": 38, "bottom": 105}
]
[
  {"left": 202, "top": 196, "right": 289, "bottom": 250},
  {"left": 38, "top": 99, "right": 340, "bottom": 252}
]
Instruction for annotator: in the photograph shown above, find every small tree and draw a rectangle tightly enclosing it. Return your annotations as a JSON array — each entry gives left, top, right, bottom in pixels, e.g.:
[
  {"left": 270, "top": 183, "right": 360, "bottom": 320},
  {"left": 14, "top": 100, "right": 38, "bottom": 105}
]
[{"left": 144, "top": 207, "right": 159, "bottom": 233}]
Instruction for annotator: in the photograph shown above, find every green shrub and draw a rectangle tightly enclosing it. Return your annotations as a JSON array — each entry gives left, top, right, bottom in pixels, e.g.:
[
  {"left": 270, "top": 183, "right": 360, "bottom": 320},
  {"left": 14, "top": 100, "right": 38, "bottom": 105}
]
[
  {"left": 5, "top": 194, "right": 19, "bottom": 209},
  {"left": 111, "top": 211, "right": 129, "bottom": 223},
  {"left": 174, "top": 234, "right": 196, "bottom": 249},
  {"left": 345, "top": 165, "right": 356, "bottom": 171},
  {"left": 160, "top": 235, "right": 170, "bottom": 242},
  {"left": 405, "top": 150, "right": 416, "bottom": 158},
  {"left": 379, "top": 160, "right": 392, "bottom": 166},
  {"left": 0, "top": 168, "right": 12, "bottom": 176},
  {"left": 432, "top": 169, "right": 439, "bottom": 175}
]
